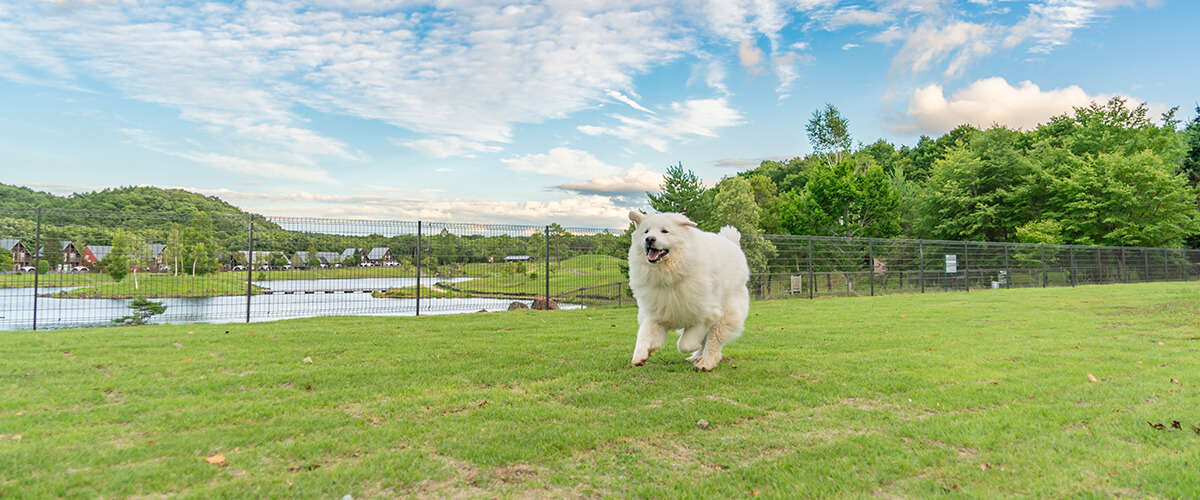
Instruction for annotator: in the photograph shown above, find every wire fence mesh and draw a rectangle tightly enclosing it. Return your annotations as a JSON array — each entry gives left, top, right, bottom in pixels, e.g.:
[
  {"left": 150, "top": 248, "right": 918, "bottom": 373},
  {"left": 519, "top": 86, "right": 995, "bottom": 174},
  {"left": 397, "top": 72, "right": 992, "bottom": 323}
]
[{"left": 0, "top": 207, "right": 1197, "bottom": 330}]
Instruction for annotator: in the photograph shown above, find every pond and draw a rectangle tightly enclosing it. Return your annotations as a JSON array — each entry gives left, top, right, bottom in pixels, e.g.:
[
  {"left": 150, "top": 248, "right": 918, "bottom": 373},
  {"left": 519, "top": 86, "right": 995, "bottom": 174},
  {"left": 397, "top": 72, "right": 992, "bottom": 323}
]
[{"left": 0, "top": 277, "right": 581, "bottom": 330}]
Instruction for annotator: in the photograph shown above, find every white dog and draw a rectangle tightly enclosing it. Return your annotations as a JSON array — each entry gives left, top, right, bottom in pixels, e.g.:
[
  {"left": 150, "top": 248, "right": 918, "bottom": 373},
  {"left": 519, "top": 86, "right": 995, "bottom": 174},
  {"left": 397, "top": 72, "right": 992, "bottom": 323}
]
[{"left": 626, "top": 211, "right": 750, "bottom": 371}]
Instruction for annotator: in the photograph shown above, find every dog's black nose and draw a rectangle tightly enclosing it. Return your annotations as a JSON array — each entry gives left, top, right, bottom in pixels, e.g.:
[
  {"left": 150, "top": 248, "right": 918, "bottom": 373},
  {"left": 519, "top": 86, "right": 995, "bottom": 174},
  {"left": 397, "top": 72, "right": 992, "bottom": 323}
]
[{"left": 645, "top": 235, "right": 656, "bottom": 246}]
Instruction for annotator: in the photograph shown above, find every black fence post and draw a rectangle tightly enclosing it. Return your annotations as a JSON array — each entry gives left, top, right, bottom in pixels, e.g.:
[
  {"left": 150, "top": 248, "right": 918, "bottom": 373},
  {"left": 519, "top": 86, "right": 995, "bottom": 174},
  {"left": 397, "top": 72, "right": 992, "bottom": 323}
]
[
  {"left": 963, "top": 242, "right": 969, "bottom": 292},
  {"left": 245, "top": 216, "right": 253, "bottom": 323},
  {"left": 1041, "top": 245, "right": 1047, "bottom": 288},
  {"left": 919, "top": 240, "right": 925, "bottom": 294},
  {"left": 415, "top": 220, "right": 422, "bottom": 317},
  {"left": 807, "top": 237, "right": 814, "bottom": 299},
  {"left": 544, "top": 225, "right": 550, "bottom": 303},
  {"left": 32, "top": 207, "right": 41, "bottom": 331},
  {"left": 868, "top": 240, "right": 874, "bottom": 297}
]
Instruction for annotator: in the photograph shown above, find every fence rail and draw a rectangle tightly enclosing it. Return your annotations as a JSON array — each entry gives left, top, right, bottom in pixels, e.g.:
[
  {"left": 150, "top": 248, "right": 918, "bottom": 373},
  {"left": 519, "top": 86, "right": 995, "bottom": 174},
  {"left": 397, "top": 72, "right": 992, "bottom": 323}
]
[{"left": 0, "top": 207, "right": 1196, "bottom": 330}]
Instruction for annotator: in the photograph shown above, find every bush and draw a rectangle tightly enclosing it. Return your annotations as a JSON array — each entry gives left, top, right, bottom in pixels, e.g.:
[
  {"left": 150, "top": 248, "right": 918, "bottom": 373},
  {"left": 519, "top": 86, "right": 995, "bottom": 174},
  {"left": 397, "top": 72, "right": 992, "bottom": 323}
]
[
  {"left": 529, "top": 272, "right": 537, "bottom": 280},
  {"left": 37, "top": 259, "right": 49, "bottom": 275},
  {"left": 114, "top": 298, "right": 166, "bottom": 326}
]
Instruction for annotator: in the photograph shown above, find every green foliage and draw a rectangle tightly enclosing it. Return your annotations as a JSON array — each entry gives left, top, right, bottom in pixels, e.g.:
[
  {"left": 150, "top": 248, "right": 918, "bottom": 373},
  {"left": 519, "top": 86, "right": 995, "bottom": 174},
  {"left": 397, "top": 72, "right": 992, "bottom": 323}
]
[
  {"left": 105, "top": 231, "right": 131, "bottom": 282},
  {"left": 1047, "top": 151, "right": 1199, "bottom": 247},
  {"left": 112, "top": 298, "right": 166, "bottom": 326},
  {"left": 0, "top": 248, "right": 11, "bottom": 270},
  {"left": 806, "top": 103, "right": 852, "bottom": 166},
  {"left": 917, "top": 127, "right": 1035, "bottom": 241},
  {"left": 710, "top": 177, "right": 777, "bottom": 276},
  {"left": 36, "top": 259, "right": 48, "bottom": 275},
  {"left": 41, "top": 236, "right": 62, "bottom": 270},
  {"left": 1183, "top": 106, "right": 1200, "bottom": 188},
  {"left": 1014, "top": 220, "right": 1064, "bottom": 245},
  {"left": 779, "top": 158, "right": 901, "bottom": 238},
  {"left": 647, "top": 162, "right": 710, "bottom": 220}
]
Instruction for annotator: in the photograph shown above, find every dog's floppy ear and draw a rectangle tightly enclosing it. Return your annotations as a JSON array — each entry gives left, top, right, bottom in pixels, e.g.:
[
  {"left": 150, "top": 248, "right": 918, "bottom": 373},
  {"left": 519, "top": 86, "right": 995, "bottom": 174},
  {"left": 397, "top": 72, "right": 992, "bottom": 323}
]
[
  {"left": 665, "top": 212, "right": 698, "bottom": 227},
  {"left": 628, "top": 210, "right": 644, "bottom": 224}
]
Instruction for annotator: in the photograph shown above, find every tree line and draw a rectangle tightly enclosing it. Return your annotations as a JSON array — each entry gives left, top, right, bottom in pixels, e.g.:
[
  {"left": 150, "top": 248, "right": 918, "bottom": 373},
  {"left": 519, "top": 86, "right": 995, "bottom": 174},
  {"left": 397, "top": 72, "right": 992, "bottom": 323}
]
[{"left": 648, "top": 99, "right": 1200, "bottom": 251}]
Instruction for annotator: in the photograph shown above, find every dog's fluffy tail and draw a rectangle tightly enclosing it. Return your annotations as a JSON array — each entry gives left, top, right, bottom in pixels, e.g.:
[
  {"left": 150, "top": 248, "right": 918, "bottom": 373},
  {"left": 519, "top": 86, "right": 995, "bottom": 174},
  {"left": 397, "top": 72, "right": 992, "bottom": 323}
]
[{"left": 718, "top": 226, "right": 741, "bottom": 244}]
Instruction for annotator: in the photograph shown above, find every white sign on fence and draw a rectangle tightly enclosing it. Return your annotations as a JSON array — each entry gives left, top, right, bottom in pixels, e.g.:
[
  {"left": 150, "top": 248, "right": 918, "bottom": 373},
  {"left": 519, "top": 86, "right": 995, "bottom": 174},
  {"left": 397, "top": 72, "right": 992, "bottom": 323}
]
[{"left": 945, "top": 254, "right": 957, "bottom": 273}]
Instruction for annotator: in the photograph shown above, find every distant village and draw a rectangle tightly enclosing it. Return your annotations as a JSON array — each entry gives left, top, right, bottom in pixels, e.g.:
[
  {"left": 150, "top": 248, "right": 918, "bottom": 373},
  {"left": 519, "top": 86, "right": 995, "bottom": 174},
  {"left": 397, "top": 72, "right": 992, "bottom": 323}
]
[{"left": 1, "top": 239, "right": 406, "bottom": 272}]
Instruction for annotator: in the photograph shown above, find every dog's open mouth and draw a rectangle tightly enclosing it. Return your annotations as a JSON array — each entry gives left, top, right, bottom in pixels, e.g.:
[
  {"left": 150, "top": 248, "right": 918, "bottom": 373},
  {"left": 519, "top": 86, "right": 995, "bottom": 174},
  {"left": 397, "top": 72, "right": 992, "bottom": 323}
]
[{"left": 646, "top": 247, "right": 669, "bottom": 263}]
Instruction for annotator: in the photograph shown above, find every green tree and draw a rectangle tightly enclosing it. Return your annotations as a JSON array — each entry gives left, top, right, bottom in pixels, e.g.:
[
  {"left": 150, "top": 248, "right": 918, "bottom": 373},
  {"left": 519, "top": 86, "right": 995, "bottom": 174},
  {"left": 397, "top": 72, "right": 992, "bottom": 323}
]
[
  {"left": 106, "top": 231, "right": 131, "bottom": 282},
  {"left": 647, "top": 162, "right": 710, "bottom": 220},
  {"left": 1183, "top": 105, "right": 1200, "bottom": 188},
  {"left": 114, "top": 298, "right": 166, "bottom": 326},
  {"left": 1048, "top": 151, "right": 1199, "bottom": 247},
  {"left": 0, "top": 247, "right": 12, "bottom": 271},
  {"left": 779, "top": 158, "right": 901, "bottom": 238},
  {"left": 917, "top": 127, "right": 1035, "bottom": 241},
  {"left": 806, "top": 103, "right": 852, "bottom": 166},
  {"left": 37, "top": 259, "right": 49, "bottom": 275},
  {"left": 42, "top": 236, "right": 62, "bottom": 271},
  {"left": 164, "top": 229, "right": 184, "bottom": 276}
]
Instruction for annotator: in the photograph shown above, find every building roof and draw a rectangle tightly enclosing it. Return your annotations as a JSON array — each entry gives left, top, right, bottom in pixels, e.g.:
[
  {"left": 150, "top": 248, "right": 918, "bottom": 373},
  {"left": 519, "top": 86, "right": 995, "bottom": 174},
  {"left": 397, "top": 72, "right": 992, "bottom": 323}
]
[
  {"left": 504, "top": 255, "right": 531, "bottom": 261},
  {"left": 0, "top": 239, "right": 21, "bottom": 252},
  {"left": 366, "top": 247, "right": 391, "bottom": 260},
  {"left": 316, "top": 251, "right": 341, "bottom": 264},
  {"left": 61, "top": 241, "right": 76, "bottom": 251},
  {"left": 87, "top": 245, "right": 113, "bottom": 262},
  {"left": 146, "top": 244, "right": 166, "bottom": 258}
]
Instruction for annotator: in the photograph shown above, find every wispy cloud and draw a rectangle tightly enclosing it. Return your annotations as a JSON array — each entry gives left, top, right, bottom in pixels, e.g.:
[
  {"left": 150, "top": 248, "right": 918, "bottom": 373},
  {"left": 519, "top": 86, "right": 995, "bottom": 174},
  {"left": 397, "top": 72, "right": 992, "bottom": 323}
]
[
  {"left": 501, "top": 148, "right": 623, "bottom": 178},
  {"left": 552, "top": 164, "right": 664, "bottom": 196},
  {"left": 578, "top": 97, "right": 744, "bottom": 152}
]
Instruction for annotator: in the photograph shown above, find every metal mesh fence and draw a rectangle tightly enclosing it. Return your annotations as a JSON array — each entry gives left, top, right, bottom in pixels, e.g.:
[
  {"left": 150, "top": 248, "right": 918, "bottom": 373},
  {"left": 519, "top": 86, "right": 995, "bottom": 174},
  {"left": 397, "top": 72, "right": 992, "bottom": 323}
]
[{"left": 0, "top": 207, "right": 1197, "bottom": 330}]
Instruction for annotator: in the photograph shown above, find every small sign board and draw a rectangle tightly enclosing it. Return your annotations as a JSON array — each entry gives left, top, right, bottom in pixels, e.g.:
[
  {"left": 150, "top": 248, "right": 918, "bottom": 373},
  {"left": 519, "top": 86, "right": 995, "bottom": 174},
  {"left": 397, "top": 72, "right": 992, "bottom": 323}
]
[{"left": 945, "top": 254, "right": 957, "bottom": 273}]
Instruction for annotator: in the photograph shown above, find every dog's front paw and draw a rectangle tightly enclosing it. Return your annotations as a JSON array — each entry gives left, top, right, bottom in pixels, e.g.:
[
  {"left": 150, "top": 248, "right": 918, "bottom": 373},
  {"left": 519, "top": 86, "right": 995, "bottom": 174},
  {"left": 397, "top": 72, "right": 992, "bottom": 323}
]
[{"left": 631, "top": 351, "right": 650, "bottom": 366}]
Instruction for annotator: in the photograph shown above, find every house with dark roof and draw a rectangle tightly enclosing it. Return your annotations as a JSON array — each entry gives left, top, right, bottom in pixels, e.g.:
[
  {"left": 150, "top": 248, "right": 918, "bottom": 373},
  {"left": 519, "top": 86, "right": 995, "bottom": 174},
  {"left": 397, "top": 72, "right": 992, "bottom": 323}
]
[
  {"left": 365, "top": 247, "right": 396, "bottom": 265},
  {"left": 60, "top": 241, "right": 83, "bottom": 270},
  {"left": 0, "top": 239, "right": 31, "bottom": 270}
]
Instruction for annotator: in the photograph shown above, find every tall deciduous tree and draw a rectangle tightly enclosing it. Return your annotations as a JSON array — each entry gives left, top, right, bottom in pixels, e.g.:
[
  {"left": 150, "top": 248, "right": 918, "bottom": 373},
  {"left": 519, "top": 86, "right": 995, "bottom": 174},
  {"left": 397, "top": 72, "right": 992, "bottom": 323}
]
[
  {"left": 779, "top": 158, "right": 901, "bottom": 238},
  {"left": 710, "top": 177, "right": 776, "bottom": 291},
  {"left": 647, "top": 162, "right": 710, "bottom": 221},
  {"left": 806, "top": 104, "right": 852, "bottom": 167},
  {"left": 106, "top": 231, "right": 131, "bottom": 282}
]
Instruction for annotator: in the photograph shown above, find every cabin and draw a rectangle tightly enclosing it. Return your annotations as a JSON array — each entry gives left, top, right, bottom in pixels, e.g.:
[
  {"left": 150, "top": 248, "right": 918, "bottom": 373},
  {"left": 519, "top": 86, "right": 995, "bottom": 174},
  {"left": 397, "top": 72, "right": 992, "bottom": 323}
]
[
  {"left": 230, "top": 251, "right": 278, "bottom": 269},
  {"left": 60, "top": 241, "right": 83, "bottom": 270},
  {"left": 365, "top": 247, "right": 396, "bottom": 266},
  {"left": 82, "top": 245, "right": 111, "bottom": 267},
  {"left": 0, "top": 239, "right": 32, "bottom": 270},
  {"left": 340, "top": 248, "right": 362, "bottom": 265},
  {"left": 146, "top": 244, "right": 167, "bottom": 271}
]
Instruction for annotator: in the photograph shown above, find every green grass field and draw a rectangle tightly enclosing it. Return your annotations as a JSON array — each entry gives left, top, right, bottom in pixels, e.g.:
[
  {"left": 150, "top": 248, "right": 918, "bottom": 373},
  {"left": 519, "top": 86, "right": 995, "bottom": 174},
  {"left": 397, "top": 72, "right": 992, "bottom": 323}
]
[
  {"left": 1, "top": 282, "right": 1198, "bottom": 497},
  {"left": 48, "top": 273, "right": 263, "bottom": 299}
]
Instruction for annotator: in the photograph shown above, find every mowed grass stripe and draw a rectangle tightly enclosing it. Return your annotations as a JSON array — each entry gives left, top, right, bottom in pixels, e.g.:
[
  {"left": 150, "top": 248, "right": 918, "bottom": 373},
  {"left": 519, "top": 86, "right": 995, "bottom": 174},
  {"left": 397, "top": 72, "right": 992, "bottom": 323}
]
[{"left": 0, "top": 282, "right": 1197, "bottom": 498}]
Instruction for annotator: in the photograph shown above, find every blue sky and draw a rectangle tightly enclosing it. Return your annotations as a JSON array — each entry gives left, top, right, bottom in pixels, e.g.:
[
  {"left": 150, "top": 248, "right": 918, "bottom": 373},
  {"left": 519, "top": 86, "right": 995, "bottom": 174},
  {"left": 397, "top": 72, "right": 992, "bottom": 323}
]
[{"left": 0, "top": 0, "right": 1196, "bottom": 228}]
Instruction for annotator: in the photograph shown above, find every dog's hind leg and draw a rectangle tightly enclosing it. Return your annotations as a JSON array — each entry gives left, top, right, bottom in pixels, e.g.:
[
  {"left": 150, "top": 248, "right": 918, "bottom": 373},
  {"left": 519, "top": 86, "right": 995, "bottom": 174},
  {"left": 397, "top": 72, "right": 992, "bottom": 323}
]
[
  {"left": 692, "top": 316, "right": 743, "bottom": 372},
  {"left": 632, "top": 321, "right": 666, "bottom": 366}
]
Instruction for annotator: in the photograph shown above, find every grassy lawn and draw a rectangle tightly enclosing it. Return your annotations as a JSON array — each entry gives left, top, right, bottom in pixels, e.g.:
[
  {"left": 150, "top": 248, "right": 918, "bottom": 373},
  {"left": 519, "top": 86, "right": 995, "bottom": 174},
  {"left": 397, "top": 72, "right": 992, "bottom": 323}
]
[
  {"left": 47, "top": 273, "right": 261, "bottom": 299},
  {"left": 1, "top": 282, "right": 1197, "bottom": 497},
  {"left": 371, "top": 285, "right": 470, "bottom": 299},
  {"left": 0, "top": 272, "right": 100, "bottom": 289},
  {"left": 446, "top": 255, "right": 626, "bottom": 302}
]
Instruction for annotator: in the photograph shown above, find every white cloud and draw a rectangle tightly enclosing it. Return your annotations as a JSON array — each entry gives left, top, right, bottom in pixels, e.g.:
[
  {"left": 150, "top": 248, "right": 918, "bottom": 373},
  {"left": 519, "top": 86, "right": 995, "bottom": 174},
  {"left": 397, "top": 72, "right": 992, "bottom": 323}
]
[
  {"left": 1005, "top": 0, "right": 1157, "bottom": 54},
  {"left": 738, "top": 39, "right": 765, "bottom": 69},
  {"left": 553, "top": 164, "right": 664, "bottom": 196},
  {"left": 605, "top": 89, "right": 655, "bottom": 114},
  {"left": 841, "top": 43, "right": 861, "bottom": 50},
  {"left": 579, "top": 97, "right": 745, "bottom": 152},
  {"left": 888, "top": 20, "right": 992, "bottom": 77},
  {"left": 826, "top": 7, "right": 894, "bottom": 29},
  {"left": 501, "top": 148, "right": 623, "bottom": 178},
  {"left": 790, "top": 41, "right": 810, "bottom": 50},
  {"left": 903, "top": 77, "right": 1163, "bottom": 134},
  {"left": 395, "top": 136, "right": 502, "bottom": 159}
]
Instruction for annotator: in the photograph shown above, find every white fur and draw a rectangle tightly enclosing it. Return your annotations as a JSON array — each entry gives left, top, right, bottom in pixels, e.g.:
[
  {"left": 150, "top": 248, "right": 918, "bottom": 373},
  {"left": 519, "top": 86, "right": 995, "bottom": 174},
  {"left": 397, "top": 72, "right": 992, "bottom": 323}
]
[{"left": 626, "top": 211, "right": 750, "bottom": 371}]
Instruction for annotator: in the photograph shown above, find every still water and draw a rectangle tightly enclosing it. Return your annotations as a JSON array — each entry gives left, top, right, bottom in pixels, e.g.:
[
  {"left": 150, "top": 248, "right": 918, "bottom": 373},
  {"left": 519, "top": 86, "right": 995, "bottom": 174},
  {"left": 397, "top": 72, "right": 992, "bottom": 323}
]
[{"left": 0, "top": 277, "right": 580, "bottom": 330}]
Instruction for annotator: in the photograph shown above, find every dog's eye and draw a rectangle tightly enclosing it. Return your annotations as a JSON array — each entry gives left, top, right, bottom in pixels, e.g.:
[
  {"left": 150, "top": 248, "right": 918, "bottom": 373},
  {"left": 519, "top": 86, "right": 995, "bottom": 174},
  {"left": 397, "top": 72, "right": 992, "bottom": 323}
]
[
  {"left": 661, "top": 229, "right": 668, "bottom": 234},
  {"left": 643, "top": 229, "right": 648, "bottom": 234}
]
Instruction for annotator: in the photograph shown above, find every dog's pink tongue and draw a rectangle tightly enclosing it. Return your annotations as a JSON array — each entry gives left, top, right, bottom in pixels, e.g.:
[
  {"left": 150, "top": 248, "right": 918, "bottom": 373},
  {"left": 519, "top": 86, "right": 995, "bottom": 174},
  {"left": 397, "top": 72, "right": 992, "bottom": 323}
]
[{"left": 647, "top": 248, "right": 663, "bottom": 260}]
